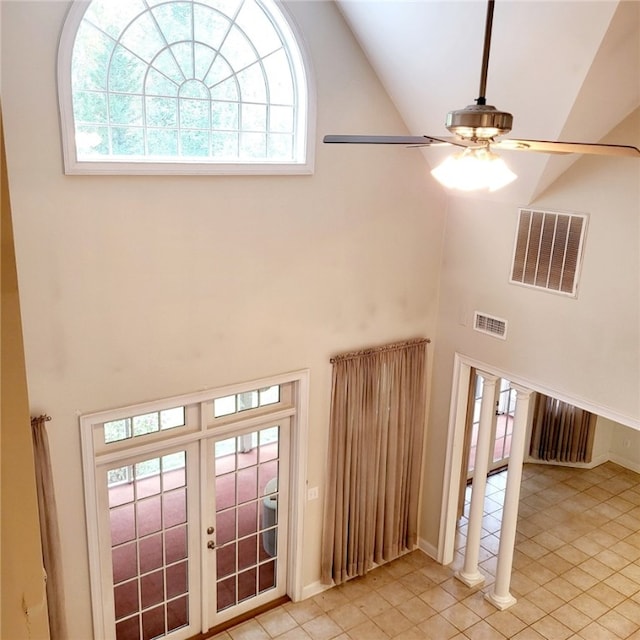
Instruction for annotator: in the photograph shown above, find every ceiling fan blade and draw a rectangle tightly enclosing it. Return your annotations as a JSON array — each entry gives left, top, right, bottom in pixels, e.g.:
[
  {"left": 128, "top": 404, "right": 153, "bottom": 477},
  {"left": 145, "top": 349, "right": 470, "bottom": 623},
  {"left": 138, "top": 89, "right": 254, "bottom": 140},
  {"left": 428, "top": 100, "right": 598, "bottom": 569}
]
[
  {"left": 494, "top": 139, "right": 640, "bottom": 158},
  {"left": 323, "top": 134, "right": 454, "bottom": 147}
]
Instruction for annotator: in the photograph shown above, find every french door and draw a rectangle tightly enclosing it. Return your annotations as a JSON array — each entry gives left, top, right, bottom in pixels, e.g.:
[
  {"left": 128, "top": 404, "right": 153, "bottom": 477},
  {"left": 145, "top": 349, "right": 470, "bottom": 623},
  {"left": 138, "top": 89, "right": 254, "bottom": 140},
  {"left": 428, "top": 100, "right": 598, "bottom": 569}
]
[
  {"left": 100, "top": 445, "right": 200, "bottom": 640},
  {"left": 83, "top": 374, "right": 306, "bottom": 640},
  {"left": 205, "top": 420, "right": 290, "bottom": 627}
]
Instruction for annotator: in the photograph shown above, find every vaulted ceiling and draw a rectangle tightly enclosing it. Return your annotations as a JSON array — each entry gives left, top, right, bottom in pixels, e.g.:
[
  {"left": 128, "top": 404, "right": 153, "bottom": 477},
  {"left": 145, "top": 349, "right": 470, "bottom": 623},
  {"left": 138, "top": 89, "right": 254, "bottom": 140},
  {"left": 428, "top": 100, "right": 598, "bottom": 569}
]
[{"left": 333, "top": 0, "right": 640, "bottom": 203}]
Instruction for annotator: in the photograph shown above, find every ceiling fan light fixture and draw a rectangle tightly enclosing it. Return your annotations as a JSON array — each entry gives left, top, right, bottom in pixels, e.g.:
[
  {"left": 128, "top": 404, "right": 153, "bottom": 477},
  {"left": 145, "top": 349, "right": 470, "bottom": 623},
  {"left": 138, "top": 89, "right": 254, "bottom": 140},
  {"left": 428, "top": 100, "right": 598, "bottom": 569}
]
[
  {"left": 431, "top": 146, "right": 517, "bottom": 192},
  {"left": 445, "top": 104, "right": 513, "bottom": 140}
]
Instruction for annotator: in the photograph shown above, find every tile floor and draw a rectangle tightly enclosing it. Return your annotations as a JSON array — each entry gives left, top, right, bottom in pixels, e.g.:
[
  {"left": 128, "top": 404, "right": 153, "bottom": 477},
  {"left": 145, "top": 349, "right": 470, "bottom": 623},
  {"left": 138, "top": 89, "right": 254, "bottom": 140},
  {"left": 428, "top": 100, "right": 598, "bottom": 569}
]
[{"left": 213, "top": 461, "right": 640, "bottom": 640}]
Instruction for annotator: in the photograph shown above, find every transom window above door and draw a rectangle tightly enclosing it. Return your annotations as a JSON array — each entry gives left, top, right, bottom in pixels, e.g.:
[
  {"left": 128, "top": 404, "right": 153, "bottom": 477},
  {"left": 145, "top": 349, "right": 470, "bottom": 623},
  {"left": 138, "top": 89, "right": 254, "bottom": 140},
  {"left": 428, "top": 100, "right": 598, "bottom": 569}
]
[{"left": 58, "top": 0, "right": 314, "bottom": 174}]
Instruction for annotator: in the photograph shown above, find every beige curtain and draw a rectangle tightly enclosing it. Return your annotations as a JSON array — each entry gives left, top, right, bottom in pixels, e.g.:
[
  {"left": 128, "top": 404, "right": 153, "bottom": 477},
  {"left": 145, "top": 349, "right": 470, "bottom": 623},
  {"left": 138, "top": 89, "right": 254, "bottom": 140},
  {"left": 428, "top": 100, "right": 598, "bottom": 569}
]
[
  {"left": 31, "top": 415, "right": 68, "bottom": 640},
  {"left": 529, "top": 395, "right": 595, "bottom": 463},
  {"left": 321, "top": 338, "right": 428, "bottom": 585}
]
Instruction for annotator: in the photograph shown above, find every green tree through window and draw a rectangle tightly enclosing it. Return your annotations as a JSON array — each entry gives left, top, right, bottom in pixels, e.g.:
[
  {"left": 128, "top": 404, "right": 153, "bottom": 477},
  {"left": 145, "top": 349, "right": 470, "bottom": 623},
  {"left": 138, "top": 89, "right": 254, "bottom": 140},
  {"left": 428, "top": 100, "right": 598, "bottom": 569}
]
[{"left": 60, "top": 0, "right": 310, "bottom": 172}]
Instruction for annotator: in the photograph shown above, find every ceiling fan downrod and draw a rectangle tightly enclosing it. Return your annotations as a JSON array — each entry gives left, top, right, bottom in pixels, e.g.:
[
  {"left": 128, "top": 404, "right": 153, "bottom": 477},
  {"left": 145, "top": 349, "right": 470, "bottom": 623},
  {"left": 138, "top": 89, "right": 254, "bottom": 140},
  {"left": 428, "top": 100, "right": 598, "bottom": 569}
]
[
  {"left": 445, "top": 0, "right": 513, "bottom": 141},
  {"left": 476, "top": 0, "right": 495, "bottom": 105}
]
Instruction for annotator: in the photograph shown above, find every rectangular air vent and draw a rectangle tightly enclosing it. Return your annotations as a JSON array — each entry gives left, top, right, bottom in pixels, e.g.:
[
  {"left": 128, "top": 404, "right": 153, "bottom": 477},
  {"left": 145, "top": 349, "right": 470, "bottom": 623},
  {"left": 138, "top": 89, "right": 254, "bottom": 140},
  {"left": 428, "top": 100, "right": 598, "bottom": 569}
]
[
  {"left": 474, "top": 312, "right": 508, "bottom": 339},
  {"left": 510, "top": 208, "right": 587, "bottom": 297}
]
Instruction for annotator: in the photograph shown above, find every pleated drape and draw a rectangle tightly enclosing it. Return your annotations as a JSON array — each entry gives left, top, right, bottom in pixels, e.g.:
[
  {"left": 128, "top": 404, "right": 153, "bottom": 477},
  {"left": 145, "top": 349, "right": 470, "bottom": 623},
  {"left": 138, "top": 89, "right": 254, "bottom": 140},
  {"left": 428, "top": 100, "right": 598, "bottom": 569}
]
[
  {"left": 320, "top": 338, "right": 428, "bottom": 585},
  {"left": 529, "top": 394, "right": 595, "bottom": 463},
  {"left": 31, "top": 415, "right": 68, "bottom": 640}
]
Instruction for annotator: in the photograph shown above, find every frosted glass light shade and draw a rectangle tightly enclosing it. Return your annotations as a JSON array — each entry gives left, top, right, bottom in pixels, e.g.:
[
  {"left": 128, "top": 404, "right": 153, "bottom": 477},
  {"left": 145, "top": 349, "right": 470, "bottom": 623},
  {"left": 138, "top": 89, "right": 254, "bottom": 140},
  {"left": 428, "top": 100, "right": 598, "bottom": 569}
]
[{"left": 431, "top": 147, "right": 517, "bottom": 192}]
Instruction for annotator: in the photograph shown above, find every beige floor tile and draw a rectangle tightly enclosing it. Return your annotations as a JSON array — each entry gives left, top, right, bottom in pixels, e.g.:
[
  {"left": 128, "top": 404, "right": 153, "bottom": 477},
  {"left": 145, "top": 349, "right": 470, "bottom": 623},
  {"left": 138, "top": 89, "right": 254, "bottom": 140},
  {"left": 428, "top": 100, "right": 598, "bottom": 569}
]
[
  {"left": 420, "top": 561, "right": 453, "bottom": 584},
  {"left": 344, "top": 619, "right": 389, "bottom": 640},
  {"left": 531, "top": 531, "right": 565, "bottom": 552},
  {"left": 596, "top": 549, "right": 633, "bottom": 572},
  {"left": 510, "top": 628, "right": 546, "bottom": 640},
  {"left": 569, "top": 592, "right": 610, "bottom": 620},
  {"left": 460, "top": 590, "right": 497, "bottom": 618},
  {"left": 620, "top": 562, "right": 640, "bottom": 584},
  {"left": 531, "top": 615, "right": 573, "bottom": 640},
  {"left": 484, "top": 609, "right": 527, "bottom": 637},
  {"left": 376, "top": 581, "right": 414, "bottom": 606},
  {"left": 327, "top": 602, "right": 368, "bottom": 632},
  {"left": 587, "top": 582, "right": 627, "bottom": 608},
  {"left": 525, "top": 586, "right": 564, "bottom": 613},
  {"left": 388, "top": 626, "right": 425, "bottom": 640},
  {"left": 510, "top": 599, "right": 546, "bottom": 625},
  {"left": 285, "top": 599, "right": 324, "bottom": 625},
  {"left": 604, "top": 572, "right": 640, "bottom": 598},
  {"left": 464, "top": 619, "right": 507, "bottom": 639},
  {"left": 439, "top": 602, "right": 480, "bottom": 631},
  {"left": 555, "top": 545, "right": 590, "bottom": 566},
  {"left": 537, "top": 553, "right": 573, "bottom": 576},
  {"left": 274, "top": 628, "right": 313, "bottom": 640},
  {"left": 562, "top": 566, "right": 599, "bottom": 591},
  {"left": 335, "top": 578, "right": 371, "bottom": 602},
  {"left": 416, "top": 613, "right": 459, "bottom": 639},
  {"left": 549, "top": 603, "right": 591, "bottom": 633},
  {"left": 511, "top": 570, "right": 539, "bottom": 596},
  {"left": 440, "top": 576, "right": 481, "bottom": 600},
  {"left": 313, "top": 589, "right": 350, "bottom": 613},
  {"left": 579, "top": 557, "right": 616, "bottom": 581},
  {"left": 395, "top": 596, "right": 437, "bottom": 624},
  {"left": 301, "top": 614, "right": 343, "bottom": 640},
  {"left": 544, "top": 577, "right": 583, "bottom": 602},
  {"left": 578, "top": 620, "right": 622, "bottom": 640},
  {"left": 229, "top": 619, "right": 271, "bottom": 640},
  {"left": 419, "top": 585, "right": 458, "bottom": 612},
  {"left": 257, "top": 609, "right": 299, "bottom": 638},
  {"left": 351, "top": 591, "right": 391, "bottom": 618},
  {"left": 371, "top": 608, "right": 413, "bottom": 637},
  {"left": 614, "top": 598, "right": 640, "bottom": 625},
  {"left": 597, "top": 610, "right": 639, "bottom": 638},
  {"left": 398, "top": 570, "right": 435, "bottom": 596}
]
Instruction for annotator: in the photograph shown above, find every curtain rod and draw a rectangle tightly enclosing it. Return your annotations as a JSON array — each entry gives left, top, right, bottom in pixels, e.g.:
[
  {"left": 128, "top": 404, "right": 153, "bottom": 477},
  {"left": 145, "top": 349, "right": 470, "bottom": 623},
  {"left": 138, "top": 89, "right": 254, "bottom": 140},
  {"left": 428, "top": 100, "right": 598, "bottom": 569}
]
[
  {"left": 330, "top": 337, "right": 430, "bottom": 364},
  {"left": 30, "top": 414, "right": 52, "bottom": 426}
]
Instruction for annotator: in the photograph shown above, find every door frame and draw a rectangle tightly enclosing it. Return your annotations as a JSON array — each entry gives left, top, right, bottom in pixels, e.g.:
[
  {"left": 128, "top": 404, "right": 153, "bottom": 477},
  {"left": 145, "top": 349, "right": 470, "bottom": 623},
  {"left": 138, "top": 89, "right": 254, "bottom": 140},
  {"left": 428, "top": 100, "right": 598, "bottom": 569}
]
[{"left": 80, "top": 369, "right": 310, "bottom": 638}]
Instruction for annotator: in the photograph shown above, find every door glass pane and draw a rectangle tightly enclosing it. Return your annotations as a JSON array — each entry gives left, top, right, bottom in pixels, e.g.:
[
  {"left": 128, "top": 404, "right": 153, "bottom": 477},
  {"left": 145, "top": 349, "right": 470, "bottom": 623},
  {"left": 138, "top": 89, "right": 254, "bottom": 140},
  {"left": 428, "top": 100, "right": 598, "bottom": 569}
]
[
  {"left": 108, "top": 451, "right": 190, "bottom": 640},
  {"left": 213, "top": 426, "right": 281, "bottom": 612}
]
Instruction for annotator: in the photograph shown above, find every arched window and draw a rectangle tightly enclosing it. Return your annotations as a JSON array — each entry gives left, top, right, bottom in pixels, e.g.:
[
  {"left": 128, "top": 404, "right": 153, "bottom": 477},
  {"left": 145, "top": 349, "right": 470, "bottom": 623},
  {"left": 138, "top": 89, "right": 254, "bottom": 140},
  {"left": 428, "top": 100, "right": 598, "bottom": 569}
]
[{"left": 58, "top": 0, "right": 314, "bottom": 175}]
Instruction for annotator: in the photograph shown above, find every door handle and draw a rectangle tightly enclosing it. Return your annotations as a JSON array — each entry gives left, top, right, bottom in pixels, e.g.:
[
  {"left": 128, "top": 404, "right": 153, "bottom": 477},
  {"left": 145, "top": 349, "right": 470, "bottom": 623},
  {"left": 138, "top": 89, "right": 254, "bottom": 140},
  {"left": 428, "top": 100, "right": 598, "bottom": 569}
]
[
  {"left": 207, "top": 526, "right": 214, "bottom": 535},
  {"left": 207, "top": 540, "right": 215, "bottom": 550}
]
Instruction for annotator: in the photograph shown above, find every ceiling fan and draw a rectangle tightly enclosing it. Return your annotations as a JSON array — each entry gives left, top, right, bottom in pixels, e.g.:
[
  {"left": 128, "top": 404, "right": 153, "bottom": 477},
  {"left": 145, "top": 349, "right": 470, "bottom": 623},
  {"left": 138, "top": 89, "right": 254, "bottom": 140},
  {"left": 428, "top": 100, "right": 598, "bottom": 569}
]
[{"left": 324, "top": 1, "right": 639, "bottom": 190}]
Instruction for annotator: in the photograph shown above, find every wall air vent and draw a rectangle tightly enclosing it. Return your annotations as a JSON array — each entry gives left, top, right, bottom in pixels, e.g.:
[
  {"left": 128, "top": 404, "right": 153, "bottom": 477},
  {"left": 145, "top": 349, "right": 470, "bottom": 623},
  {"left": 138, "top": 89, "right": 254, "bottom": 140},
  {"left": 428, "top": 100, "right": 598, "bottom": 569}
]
[
  {"left": 474, "top": 312, "right": 508, "bottom": 340},
  {"left": 510, "top": 208, "right": 588, "bottom": 297}
]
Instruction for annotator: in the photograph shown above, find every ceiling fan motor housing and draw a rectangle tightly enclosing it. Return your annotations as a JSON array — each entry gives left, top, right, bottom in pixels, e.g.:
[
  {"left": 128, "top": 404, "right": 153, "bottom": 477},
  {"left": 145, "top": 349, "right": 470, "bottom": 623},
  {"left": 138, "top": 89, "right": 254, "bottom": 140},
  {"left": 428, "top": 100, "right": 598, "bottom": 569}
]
[{"left": 446, "top": 104, "right": 513, "bottom": 140}]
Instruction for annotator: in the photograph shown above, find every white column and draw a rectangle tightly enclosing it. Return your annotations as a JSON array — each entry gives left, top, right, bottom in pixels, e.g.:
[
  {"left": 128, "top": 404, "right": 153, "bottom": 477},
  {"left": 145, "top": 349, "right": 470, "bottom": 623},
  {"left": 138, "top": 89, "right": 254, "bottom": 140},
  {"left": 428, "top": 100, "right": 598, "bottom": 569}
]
[
  {"left": 486, "top": 384, "right": 533, "bottom": 610},
  {"left": 456, "top": 372, "right": 498, "bottom": 588}
]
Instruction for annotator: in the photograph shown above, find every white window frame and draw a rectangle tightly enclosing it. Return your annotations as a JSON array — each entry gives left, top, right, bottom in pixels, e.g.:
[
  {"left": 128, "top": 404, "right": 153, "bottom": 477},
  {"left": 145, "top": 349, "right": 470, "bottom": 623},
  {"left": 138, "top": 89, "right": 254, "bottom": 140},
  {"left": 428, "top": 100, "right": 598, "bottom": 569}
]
[
  {"left": 80, "top": 369, "right": 310, "bottom": 637},
  {"left": 57, "top": 0, "right": 316, "bottom": 176}
]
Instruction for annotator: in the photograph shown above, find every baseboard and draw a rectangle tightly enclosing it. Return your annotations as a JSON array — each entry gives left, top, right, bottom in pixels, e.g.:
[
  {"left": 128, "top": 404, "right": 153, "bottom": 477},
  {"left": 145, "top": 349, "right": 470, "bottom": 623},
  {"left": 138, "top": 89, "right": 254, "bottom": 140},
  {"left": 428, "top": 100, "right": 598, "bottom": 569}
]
[
  {"left": 417, "top": 537, "right": 438, "bottom": 561},
  {"left": 524, "top": 454, "right": 608, "bottom": 470},
  {"left": 608, "top": 454, "right": 640, "bottom": 474},
  {"left": 299, "top": 580, "right": 333, "bottom": 601}
]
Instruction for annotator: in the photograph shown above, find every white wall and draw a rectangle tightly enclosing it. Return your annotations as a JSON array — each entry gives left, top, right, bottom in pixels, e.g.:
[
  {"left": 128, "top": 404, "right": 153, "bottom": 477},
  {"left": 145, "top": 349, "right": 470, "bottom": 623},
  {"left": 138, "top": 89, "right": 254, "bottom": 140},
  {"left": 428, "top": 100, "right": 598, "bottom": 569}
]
[
  {"left": 422, "top": 108, "right": 640, "bottom": 546},
  {"left": 1, "top": 2, "right": 446, "bottom": 637},
  {"left": 600, "top": 417, "right": 640, "bottom": 473}
]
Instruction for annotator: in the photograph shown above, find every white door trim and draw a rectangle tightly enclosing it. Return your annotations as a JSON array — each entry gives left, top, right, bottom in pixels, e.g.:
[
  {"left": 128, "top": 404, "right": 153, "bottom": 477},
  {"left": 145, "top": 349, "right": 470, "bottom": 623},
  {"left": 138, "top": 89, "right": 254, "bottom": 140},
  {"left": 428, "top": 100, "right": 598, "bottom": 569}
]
[{"left": 80, "top": 369, "right": 310, "bottom": 638}]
